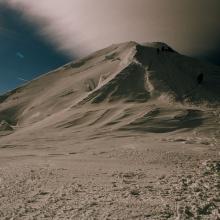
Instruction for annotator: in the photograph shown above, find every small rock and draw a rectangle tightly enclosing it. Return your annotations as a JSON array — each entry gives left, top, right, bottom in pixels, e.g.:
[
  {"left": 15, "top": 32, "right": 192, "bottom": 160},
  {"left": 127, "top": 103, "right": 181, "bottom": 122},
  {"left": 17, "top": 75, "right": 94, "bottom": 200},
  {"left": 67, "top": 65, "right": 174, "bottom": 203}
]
[{"left": 130, "top": 189, "right": 140, "bottom": 196}]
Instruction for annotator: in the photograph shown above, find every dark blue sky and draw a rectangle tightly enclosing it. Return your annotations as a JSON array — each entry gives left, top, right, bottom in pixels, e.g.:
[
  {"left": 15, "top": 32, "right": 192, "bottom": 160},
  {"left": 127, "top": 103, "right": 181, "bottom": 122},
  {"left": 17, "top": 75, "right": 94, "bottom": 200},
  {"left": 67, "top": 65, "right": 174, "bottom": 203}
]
[{"left": 0, "top": 3, "right": 73, "bottom": 94}]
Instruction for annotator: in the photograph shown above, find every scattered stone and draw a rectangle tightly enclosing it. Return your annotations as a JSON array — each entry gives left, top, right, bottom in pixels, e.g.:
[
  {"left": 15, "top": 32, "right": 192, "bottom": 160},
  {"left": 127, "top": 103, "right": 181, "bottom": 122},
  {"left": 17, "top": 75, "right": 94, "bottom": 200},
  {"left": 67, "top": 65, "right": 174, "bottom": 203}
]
[
  {"left": 130, "top": 189, "right": 140, "bottom": 196},
  {"left": 0, "top": 120, "right": 13, "bottom": 131}
]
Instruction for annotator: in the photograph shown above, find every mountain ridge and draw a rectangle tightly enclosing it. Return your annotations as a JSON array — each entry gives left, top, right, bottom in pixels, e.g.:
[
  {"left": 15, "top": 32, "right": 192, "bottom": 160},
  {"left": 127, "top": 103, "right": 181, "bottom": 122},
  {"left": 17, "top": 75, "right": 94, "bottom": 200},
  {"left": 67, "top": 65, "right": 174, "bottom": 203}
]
[{"left": 0, "top": 41, "right": 219, "bottom": 136}]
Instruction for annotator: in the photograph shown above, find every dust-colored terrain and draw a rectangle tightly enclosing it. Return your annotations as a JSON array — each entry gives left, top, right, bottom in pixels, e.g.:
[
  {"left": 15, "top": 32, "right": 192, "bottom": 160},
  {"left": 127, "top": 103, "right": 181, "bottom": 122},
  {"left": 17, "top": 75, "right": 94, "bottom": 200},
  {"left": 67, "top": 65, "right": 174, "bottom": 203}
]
[{"left": 0, "top": 42, "right": 219, "bottom": 219}]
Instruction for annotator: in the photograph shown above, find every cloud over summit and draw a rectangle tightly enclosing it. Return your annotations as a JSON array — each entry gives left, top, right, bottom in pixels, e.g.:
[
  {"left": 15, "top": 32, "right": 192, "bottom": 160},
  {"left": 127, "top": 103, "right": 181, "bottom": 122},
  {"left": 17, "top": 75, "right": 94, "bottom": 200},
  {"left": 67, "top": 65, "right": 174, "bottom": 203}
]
[{"left": 4, "top": 0, "right": 220, "bottom": 57}]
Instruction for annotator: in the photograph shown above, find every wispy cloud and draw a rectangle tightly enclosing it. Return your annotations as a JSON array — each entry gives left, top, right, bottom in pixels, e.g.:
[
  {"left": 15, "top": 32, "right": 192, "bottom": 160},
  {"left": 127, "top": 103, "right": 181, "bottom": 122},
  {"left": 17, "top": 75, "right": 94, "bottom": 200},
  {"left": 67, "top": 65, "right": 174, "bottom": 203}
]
[
  {"left": 17, "top": 77, "right": 28, "bottom": 82},
  {"left": 16, "top": 52, "right": 24, "bottom": 59},
  {"left": 0, "top": 25, "right": 18, "bottom": 38},
  {"left": 4, "top": 0, "right": 220, "bottom": 56}
]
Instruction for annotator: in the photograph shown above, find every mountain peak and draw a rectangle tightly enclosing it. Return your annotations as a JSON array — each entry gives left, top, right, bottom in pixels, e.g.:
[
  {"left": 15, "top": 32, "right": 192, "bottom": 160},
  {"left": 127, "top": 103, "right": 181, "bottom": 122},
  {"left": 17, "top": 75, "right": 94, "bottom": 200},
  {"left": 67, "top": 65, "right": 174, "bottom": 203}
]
[
  {"left": 140, "top": 42, "right": 177, "bottom": 52},
  {"left": 0, "top": 41, "right": 219, "bottom": 131}
]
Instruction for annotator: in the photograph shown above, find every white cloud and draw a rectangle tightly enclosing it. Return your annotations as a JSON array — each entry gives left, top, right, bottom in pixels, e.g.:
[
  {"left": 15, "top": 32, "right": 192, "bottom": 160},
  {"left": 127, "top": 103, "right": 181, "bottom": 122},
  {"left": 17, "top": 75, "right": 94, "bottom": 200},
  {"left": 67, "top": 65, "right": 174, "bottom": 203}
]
[{"left": 6, "top": 0, "right": 220, "bottom": 57}]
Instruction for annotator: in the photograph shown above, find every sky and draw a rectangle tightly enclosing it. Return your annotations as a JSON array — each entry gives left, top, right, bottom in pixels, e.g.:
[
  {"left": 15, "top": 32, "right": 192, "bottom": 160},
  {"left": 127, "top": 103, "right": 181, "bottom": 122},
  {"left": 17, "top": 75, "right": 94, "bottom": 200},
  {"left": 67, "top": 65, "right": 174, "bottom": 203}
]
[
  {"left": 0, "top": 0, "right": 220, "bottom": 93},
  {"left": 0, "top": 2, "right": 72, "bottom": 94}
]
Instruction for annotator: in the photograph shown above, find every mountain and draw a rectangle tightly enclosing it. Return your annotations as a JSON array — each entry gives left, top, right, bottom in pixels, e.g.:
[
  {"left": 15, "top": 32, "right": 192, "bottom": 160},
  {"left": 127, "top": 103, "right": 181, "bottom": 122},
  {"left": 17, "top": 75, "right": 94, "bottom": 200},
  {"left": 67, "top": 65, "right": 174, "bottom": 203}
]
[
  {"left": 0, "top": 42, "right": 219, "bottom": 220},
  {"left": 0, "top": 41, "right": 219, "bottom": 137}
]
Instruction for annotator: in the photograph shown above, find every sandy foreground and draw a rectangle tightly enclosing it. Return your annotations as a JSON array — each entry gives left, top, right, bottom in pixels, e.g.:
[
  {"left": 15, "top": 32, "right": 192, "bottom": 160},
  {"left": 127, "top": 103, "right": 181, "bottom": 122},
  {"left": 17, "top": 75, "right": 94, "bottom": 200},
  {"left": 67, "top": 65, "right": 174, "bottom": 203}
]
[{"left": 0, "top": 130, "right": 219, "bottom": 220}]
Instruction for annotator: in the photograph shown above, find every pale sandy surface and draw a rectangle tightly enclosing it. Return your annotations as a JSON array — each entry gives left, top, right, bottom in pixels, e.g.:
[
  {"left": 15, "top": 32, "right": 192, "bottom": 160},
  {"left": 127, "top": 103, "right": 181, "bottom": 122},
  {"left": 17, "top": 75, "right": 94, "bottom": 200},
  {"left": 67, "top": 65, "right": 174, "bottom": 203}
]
[{"left": 0, "top": 131, "right": 219, "bottom": 219}]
